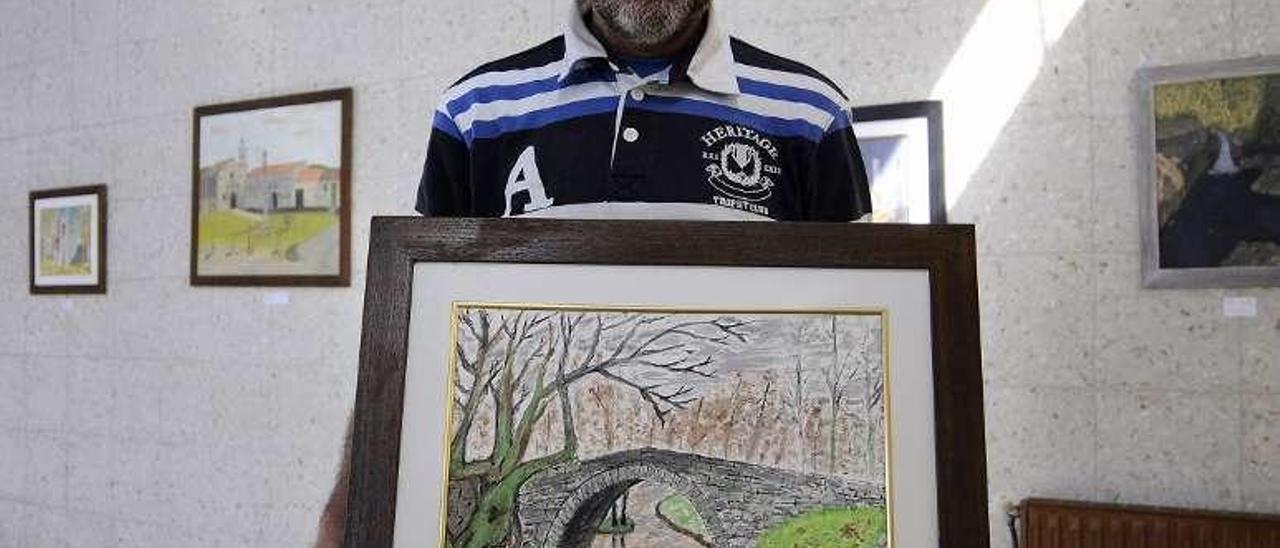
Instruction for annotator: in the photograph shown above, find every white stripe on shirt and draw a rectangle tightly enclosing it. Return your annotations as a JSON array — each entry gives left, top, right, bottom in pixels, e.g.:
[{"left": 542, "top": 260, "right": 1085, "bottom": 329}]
[
  {"left": 734, "top": 63, "right": 850, "bottom": 108},
  {"left": 452, "top": 81, "right": 620, "bottom": 134}
]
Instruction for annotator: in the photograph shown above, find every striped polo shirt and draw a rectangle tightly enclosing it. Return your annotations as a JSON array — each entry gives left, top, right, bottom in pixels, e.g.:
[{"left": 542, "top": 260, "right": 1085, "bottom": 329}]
[{"left": 416, "top": 4, "right": 871, "bottom": 222}]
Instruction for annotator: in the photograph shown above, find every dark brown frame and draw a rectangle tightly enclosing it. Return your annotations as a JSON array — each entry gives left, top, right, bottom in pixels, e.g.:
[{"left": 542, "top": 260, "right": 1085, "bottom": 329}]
[
  {"left": 29, "top": 184, "right": 108, "bottom": 295},
  {"left": 1019, "top": 498, "right": 1280, "bottom": 546},
  {"left": 190, "top": 88, "right": 353, "bottom": 287},
  {"left": 853, "top": 100, "right": 948, "bottom": 224},
  {"left": 346, "top": 218, "right": 988, "bottom": 548}
]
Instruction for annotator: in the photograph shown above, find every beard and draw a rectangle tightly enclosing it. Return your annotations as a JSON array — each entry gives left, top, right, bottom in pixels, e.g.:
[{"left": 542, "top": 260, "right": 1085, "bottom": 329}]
[{"left": 586, "top": 0, "right": 711, "bottom": 48}]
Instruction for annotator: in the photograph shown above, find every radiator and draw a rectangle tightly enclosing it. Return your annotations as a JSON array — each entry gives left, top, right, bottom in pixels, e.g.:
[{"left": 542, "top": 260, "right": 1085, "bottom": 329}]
[{"left": 1020, "top": 499, "right": 1280, "bottom": 548}]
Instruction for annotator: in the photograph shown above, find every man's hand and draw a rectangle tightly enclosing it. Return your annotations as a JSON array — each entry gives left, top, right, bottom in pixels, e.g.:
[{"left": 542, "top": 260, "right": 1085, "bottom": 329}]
[{"left": 313, "top": 417, "right": 353, "bottom": 548}]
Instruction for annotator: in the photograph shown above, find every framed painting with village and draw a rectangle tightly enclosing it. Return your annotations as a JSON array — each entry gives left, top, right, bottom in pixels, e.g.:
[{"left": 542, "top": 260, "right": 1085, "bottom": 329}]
[
  {"left": 344, "top": 218, "right": 990, "bottom": 548},
  {"left": 191, "top": 88, "right": 352, "bottom": 286}
]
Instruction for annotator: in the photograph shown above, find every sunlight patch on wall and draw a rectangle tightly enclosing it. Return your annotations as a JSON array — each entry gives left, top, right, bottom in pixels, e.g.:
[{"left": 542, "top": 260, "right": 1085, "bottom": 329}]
[
  {"left": 1042, "top": 0, "right": 1086, "bottom": 44},
  {"left": 931, "top": 0, "right": 1085, "bottom": 209}
]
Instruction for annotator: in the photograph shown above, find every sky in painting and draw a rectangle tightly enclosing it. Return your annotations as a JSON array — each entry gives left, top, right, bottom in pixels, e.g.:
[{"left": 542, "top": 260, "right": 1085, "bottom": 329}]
[
  {"left": 704, "top": 314, "right": 881, "bottom": 374},
  {"left": 568, "top": 313, "right": 884, "bottom": 389},
  {"left": 199, "top": 100, "right": 342, "bottom": 169}
]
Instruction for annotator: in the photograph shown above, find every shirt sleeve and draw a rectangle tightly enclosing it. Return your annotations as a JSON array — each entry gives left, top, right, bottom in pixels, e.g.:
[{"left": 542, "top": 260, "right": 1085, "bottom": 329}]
[
  {"left": 415, "top": 108, "right": 471, "bottom": 216},
  {"left": 807, "top": 108, "right": 872, "bottom": 222}
]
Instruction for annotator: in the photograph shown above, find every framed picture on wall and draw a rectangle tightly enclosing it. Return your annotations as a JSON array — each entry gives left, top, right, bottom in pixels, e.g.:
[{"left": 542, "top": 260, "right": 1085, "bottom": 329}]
[
  {"left": 852, "top": 101, "right": 946, "bottom": 224},
  {"left": 344, "top": 218, "right": 990, "bottom": 548},
  {"left": 1138, "top": 56, "right": 1280, "bottom": 288},
  {"left": 29, "top": 185, "right": 107, "bottom": 295},
  {"left": 191, "top": 88, "right": 353, "bottom": 286}
]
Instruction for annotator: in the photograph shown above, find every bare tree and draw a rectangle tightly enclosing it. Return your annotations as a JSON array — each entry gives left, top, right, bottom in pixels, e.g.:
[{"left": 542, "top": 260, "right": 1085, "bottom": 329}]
[
  {"left": 782, "top": 321, "right": 811, "bottom": 472},
  {"left": 719, "top": 374, "right": 745, "bottom": 458},
  {"left": 822, "top": 316, "right": 877, "bottom": 475},
  {"left": 861, "top": 350, "right": 885, "bottom": 477},
  {"left": 742, "top": 372, "right": 774, "bottom": 462},
  {"left": 447, "top": 309, "right": 750, "bottom": 548},
  {"left": 587, "top": 384, "right": 618, "bottom": 451}
]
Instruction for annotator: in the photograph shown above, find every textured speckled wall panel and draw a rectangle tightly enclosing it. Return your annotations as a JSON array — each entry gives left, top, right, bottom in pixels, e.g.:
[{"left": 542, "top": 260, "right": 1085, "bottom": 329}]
[{"left": 0, "top": 1, "right": 1276, "bottom": 547}]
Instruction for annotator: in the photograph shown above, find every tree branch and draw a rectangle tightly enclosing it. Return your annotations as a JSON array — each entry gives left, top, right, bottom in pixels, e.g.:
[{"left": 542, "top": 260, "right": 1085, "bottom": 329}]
[
  {"left": 597, "top": 369, "right": 697, "bottom": 425},
  {"left": 450, "top": 310, "right": 498, "bottom": 468}
]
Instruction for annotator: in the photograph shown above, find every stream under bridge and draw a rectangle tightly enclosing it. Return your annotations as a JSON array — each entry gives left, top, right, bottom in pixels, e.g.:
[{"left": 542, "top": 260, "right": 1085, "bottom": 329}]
[{"left": 514, "top": 447, "right": 886, "bottom": 548}]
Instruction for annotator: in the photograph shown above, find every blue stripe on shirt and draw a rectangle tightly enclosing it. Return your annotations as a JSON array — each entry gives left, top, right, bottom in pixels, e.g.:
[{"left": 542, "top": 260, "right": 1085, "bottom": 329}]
[
  {"left": 432, "top": 110, "right": 464, "bottom": 142},
  {"left": 737, "top": 78, "right": 846, "bottom": 120},
  {"left": 827, "top": 109, "right": 854, "bottom": 133},
  {"left": 635, "top": 96, "right": 825, "bottom": 142},
  {"left": 461, "top": 94, "right": 828, "bottom": 143},
  {"left": 466, "top": 96, "right": 619, "bottom": 142},
  {"left": 446, "top": 72, "right": 620, "bottom": 119},
  {"left": 445, "top": 76, "right": 563, "bottom": 118}
]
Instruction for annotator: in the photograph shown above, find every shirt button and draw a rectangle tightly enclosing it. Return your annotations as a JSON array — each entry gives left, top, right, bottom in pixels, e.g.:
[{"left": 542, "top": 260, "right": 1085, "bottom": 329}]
[
  {"left": 622, "top": 127, "right": 640, "bottom": 143},
  {"left": 630, "top": 89, "right": 646, "bottom": 101}
]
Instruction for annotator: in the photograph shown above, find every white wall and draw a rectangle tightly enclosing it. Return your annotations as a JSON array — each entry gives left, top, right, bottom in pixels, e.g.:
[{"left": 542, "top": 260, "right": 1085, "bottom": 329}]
[{"left": 0, "top": 0, "right": 1276, "bottom": 546}]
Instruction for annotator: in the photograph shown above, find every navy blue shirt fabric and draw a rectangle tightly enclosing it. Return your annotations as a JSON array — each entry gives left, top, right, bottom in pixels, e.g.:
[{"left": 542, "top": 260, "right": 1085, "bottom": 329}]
[
  {"left": 417, "top": 6, "right": 871, "bottom": 222},
  {"left": 621, "top": 57, "right": 672, "bottom": 78}
]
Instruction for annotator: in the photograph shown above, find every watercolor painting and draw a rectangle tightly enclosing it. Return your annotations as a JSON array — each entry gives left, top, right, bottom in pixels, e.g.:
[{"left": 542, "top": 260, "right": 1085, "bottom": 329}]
[
  {"left": 38, "top": 205, "right": 92, "bottom": 276},
  {"left": 442, "top": 305, "right": 890, "bottom": 548},
  {"left": 860, "top": 134, "right": 914, "bottom": 224},
  {"left": 30, "top": 185, "right": 105, "bottom": 294},
  {"left": 193, "top": 90, "right": 350, "bottom": 284},
  {"left": 853, "top": 101, "right": 945, "bottom": 225}
]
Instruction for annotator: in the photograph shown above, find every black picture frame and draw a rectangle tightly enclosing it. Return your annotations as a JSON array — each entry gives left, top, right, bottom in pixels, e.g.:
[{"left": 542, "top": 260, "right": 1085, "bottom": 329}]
[
  {"left": 853, "top": 100, "right": 947, "bottom": 224},
  {"left": 29, "top": 184, "right": 108, "bottom": 295},
  {"left": 345, "top": 218, "right": 989, "bottom": 548}
]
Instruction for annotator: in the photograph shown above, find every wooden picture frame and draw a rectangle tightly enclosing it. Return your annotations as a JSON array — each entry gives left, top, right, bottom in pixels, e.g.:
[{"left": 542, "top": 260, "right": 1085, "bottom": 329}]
[
  {"left": 1138, "top": 56, "right": 1280, "bottom": 288},
  {"left": 29, "top": 184, "right": 108, "bottom": 295},
  {"left": 346, "top": 218, "right": 989, "bottom": 548},
  {"left": 190, "top": 88, "right": 353, "bottom": 287},
  {"left": 853, "top": 101, "right": 947, "bottom": 224}
]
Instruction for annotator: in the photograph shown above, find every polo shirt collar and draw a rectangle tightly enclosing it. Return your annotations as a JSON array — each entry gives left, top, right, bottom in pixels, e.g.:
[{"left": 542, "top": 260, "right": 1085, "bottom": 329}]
[{"left": 561, "top": 2, "right": 741, "bottom": 95}]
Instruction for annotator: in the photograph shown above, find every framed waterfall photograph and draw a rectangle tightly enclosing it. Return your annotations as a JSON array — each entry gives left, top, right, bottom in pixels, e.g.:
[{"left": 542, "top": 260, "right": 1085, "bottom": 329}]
[
  {"left": 29, "top": 185, "right": 108, "bottom": 295},
  {"left": 1138, "top": 56, "right": 1280, "bottom": 288},
  {"left": 191, "top": 88, "right": 353, "bottom": 286},
  {"left": 344, "top": 218, "right": 990, "bottom": 548}
]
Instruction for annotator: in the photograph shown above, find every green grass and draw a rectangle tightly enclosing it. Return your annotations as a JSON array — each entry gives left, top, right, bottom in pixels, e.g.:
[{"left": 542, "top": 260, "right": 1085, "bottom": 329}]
[
  {"left": 756, "top": 507, "right": 887, "bottom": 548},
  {"left": 40, "top": 258, "right": 90, "bottom": 276},
  {"left": 198, "top": 210, "right": 337, "bottom": 256},
  {"left": 657, "top": 494, "right": 709, "bottom": 537},
  {"left": 198, "top": 210, "right": 258, "bottom": 247},
  {"left": 1155, "top": 76, "right": 1266, "bottom": 135}
]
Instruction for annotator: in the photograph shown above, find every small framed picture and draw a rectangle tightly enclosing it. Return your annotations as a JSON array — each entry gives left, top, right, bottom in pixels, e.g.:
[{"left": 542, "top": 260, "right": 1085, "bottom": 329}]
[
  {"left": 29, "top": 185, "right": 107, "bottom": 295},
  {"left": 853, "top": 101, "right": 946, "bottom": 224},
  {"left": 1138, "top": 56, "right": 1280, "bottom": 288},
  {"left": 191, "top": 88, "right": 352, "bottom": 286},
  {"left": 345, "top": 218, "right": 990, "bottom": 548}
]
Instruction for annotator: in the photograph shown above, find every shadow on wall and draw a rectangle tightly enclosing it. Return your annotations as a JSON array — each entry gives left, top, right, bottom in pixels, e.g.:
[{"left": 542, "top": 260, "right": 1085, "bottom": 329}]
[
  {"left": 733, "top": 0, "right": 1086, "bottom": 247},
  {"left": 941, "top": 1, "right": 1091, "bottom": 256}
]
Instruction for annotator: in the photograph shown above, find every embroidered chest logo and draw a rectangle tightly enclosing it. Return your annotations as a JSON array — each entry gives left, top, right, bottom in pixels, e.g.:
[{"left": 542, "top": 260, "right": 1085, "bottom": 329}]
[{"left": 701, "top": 125, "right": 782, "bottom": 215}]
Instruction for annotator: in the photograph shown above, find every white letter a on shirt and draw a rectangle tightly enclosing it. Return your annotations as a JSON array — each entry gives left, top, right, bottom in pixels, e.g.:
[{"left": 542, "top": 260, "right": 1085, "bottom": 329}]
[{"left": 503, "top": 146, "right": 554, "bottom": 216}]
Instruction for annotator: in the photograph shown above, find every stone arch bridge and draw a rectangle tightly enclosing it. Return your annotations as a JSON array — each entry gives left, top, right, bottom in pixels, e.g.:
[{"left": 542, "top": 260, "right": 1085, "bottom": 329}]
[{"left": 515, "top": 448, "right": 885, "bottom": 548}]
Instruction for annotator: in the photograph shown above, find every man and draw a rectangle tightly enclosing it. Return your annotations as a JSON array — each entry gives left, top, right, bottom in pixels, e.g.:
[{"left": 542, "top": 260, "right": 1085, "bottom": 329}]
[
  {"left": 314, "top": 0, "right": 870, "bottom": 545},
  {"left": 417, "top": 0, "right": 870, "bottom": 221}
]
